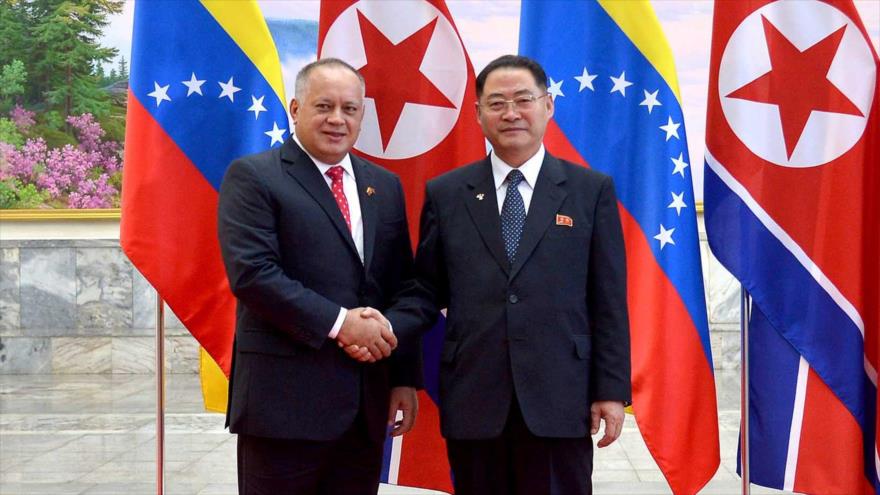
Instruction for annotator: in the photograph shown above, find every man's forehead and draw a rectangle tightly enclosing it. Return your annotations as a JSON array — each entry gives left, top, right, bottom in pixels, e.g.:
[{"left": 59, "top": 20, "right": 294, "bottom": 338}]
[
  {"left": 483, "top": 69, "right": 540, "bottom": 93},
  {"left": 308, "top": 65, "right": 358, "bottom": 83},
  {"left": 303, "top": 69, "right": 364, "bottom": 98}
]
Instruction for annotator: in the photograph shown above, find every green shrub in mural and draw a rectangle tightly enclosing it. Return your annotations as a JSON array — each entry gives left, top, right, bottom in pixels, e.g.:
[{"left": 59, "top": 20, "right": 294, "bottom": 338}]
[{"left": 0, "top": 0, "right": 126, "bottom": 209}]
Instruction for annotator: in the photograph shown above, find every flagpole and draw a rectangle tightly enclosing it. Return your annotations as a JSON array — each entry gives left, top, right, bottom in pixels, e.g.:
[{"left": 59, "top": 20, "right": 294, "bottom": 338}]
[
  {"left": 740, "top": 286, "right": 751, "bottom": 495},
  {"left": 156, "top": 294, "right": 166, "bottom": 495}
]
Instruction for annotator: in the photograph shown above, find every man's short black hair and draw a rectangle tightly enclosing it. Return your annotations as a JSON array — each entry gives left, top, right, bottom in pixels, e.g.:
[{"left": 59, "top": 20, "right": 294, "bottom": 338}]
[{"left": 475, "top": 55, "right": 548, "bottom": 98}]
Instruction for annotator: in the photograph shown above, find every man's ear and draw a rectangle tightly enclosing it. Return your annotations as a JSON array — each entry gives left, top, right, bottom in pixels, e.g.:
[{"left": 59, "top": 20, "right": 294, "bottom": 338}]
[{"left": 289, "top": 98, "right": 299, "bottom": 124}]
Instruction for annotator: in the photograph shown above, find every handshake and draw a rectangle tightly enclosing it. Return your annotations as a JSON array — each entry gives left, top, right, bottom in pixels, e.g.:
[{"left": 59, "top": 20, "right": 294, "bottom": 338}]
[{"left": 335, "top": 307, "right": 397, "bottom": 363}]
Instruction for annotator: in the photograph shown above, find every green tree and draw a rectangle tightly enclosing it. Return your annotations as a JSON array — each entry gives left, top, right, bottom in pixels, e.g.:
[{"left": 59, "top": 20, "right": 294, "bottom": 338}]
[
  {"left": 0, "top": 117, "right": 24, "bottom": 146},
  {"left": 94, "top": 61, "right": 105, "bottom": 84},
  {"left": 29, "top": 0, "right": 123, "bottom": 118},
  {"left": 117, "top": 55, "right": 127, "bottom": 79},
  {"left": 0, "top": 2, "right": 28, "bottom": 69},
  {"left": 0, "top": 59, "right": 28, "bottom": 108}
]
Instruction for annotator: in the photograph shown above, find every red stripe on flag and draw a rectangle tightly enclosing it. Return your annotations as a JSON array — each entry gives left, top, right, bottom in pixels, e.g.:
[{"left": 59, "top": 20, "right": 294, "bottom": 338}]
[
  {"left": 397, "top": 391, "right": 453, "bottom": 491},
  {"left": 623, "top": 205, "right": 720, "bottom": 494},
  {"left": 547, "top": 120, "right": 720, "bottom": 495},
  {"left": 544, "top": 120, "right": 588, "bottom": 167},
  {"left": 120, "top": 92, "right": 235, "bottom": 375},
  {"left": 795, "top": 369, "right": 874, "bottom": 494}
]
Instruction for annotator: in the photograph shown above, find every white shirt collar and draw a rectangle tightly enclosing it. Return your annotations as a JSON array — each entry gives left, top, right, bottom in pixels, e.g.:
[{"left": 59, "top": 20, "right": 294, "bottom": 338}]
[
  {"left": 292, "top": 133, "right": 354, "bottom": 178},
  {"left": 491, "top": 145, "right": 545, "bottom": 191}
]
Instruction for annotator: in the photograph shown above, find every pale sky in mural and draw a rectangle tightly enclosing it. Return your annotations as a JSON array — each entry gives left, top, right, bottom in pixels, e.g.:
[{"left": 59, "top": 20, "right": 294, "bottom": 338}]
[{"left": 103, "top": 1, "right": 880, "bottom": 200}]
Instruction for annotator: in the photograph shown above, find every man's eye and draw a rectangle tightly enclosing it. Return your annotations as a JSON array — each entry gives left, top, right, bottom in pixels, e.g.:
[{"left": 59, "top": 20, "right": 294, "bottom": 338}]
[{"left": 487, "top": 102, "right": 505, "bottom": 111}]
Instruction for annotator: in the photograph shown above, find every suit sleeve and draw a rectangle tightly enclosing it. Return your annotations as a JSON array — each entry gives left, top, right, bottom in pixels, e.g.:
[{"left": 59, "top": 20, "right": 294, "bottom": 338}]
[
  {"left": 386, "top": 184, "right": 449, "bottom": 345},
  {"left": 217, "top": 158, "right": 339, "bottom": 350},
  {"left": 387, "top": 177, "right": 424, "bottom": 389},
  {"left": 588, "top": 176, "right": 632, "bottom": 403}
]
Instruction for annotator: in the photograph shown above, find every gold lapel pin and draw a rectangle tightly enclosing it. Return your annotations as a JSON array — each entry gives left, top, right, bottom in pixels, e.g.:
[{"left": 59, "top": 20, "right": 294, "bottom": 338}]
[
  {"left": 366, "top": 186, "right": 375, "bottom": 197},
  {"left": 476, "top": 193, "right": 485, "bottom": 201}
]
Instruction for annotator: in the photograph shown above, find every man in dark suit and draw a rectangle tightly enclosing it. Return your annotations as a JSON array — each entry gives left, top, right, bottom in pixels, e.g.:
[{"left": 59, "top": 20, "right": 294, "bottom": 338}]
[
  {"left": 218, "top": 58, "right": 420, "bottom": 495},
  {"left": 385, "top": 55, "right": 631, "bottom": 495}
]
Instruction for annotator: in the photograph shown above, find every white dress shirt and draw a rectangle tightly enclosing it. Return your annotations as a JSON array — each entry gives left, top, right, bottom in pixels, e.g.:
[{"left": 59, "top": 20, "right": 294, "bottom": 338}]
[
  {"left": 292, "top": 135, "right": 362, "bottom": 339},
  {"left": 491, "top": 145, "right": 545, "bottom": 214}
]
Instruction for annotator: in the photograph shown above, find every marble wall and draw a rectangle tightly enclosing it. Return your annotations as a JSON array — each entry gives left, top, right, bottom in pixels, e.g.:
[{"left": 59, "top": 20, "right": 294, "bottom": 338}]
[
  {"left": 0, "top": 236, "right": 743, "bottom": 374},
  {"left": 0, "top": 240, "right": 199, "bottom": 375}
]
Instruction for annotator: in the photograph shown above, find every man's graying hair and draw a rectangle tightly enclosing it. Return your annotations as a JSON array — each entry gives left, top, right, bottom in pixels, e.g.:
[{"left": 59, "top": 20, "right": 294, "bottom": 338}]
[{"left": 294, "top": 58, "right": 366, "bottom": 100}]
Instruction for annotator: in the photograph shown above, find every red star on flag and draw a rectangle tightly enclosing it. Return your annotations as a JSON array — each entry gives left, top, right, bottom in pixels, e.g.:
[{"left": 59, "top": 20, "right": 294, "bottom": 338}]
[
  {"left": 726, "top": 16, "right": 863, "bottom": 159},
  {"left": 357, "top": 10, "right": 456, "bottom": 151}
]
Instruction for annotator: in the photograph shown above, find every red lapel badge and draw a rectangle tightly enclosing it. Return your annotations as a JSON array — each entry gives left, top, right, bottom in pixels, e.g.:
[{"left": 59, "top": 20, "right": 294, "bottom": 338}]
[{"left": 556, "top": 214, "right": 573, "bottom": 227}]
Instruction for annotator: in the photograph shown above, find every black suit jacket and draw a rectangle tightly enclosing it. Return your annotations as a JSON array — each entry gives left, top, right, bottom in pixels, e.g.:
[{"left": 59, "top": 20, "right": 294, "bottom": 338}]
[
  {"left": 217, "top": 138, "right": 419, "bottom": 443},
  {"left": 388, "top": 152, "right": 631, "bottom": 440}
]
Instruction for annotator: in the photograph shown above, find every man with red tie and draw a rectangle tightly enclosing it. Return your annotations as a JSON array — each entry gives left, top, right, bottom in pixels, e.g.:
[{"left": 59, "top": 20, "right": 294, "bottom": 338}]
[{"left": 217, "top": 58, "right": 420, "bottom": 494}]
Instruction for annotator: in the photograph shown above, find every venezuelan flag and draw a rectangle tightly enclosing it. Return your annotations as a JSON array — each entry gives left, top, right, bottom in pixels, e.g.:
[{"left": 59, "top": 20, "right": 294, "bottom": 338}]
[
  {"left": 520, "top": 1, "right": 720, "bottom": 493},
  {"left": 121, "top": 0, "right": 288, "bottom": 404}
]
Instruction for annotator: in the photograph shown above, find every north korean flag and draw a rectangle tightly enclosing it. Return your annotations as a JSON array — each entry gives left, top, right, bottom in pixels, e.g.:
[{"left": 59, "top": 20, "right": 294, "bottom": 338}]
[
  {"left": 318, "top": 1, "right": 486, "bottom": 491},
  {"left": 704, "top": 0, "right": 879, "bottom": 492}
]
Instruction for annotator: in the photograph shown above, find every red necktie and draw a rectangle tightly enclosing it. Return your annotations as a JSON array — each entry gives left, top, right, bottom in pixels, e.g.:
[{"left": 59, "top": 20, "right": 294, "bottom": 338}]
[{"left": 325, "top": 166, "right": 351, "bottom": 231}]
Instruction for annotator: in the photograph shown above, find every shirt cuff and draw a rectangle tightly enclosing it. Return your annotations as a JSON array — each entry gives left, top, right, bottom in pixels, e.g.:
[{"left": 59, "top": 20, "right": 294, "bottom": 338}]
[{"left": 328, "top": 307, "right": 347, "bottom": 339}]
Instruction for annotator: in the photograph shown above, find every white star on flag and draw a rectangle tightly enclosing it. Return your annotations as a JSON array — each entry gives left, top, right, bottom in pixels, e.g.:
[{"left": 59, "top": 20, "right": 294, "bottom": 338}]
[
  {"left": 265, "top": 122, "right": 286, "bottom": 146},
  {"left": 640, "top": 89, "right": 661, "bottom": 114},
  {"left": 654, "top": 224, "right": 676, "bottom": 249},
  {"left": 671, "top": 152, "right": 690, "bottom": 177},
  {"left": 218, "top": 76, "right": 241, "bottom": 102},
  {"left": 609, "top": 71, "right": 633, "bottom": 97},
  {"left": 668, "top": 191, "right": 687, "bottom": 215},
  {"left": 547, "top": 77, "right": 564, "bottom": 100},
  {"left": 182, "top": 73, "right": 205, "bottom": 96},
  {"left": 248, "top": 95, "right": 267, "bottom": 120},
  {"left": 660, "top": 116, "right": 680, "bottom": 141},
  {"left": 147, "top": 82, "right": 171, "bottom": 107},
  {"left": 575, "top": 67, "right": 597, "bottom": 92}
]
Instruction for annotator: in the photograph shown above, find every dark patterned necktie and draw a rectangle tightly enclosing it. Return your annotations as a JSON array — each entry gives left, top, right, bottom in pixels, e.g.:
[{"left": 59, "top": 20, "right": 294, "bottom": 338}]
[{"left": 501, "top": 169, "right": 526, "bottom": 264}]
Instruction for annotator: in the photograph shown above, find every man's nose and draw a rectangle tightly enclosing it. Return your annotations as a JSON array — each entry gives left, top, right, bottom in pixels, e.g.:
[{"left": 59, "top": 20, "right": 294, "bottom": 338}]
[
  {"left": 501, "top": 103, "right": 521, "bottom": 120},
  {"left": 327, "top": 108, "right": 345, "bottom": 124}
]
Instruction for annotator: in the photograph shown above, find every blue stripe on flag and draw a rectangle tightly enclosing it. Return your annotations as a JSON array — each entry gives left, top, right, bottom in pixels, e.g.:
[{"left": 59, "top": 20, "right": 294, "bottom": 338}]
[
  {"left": 129, "top": 1, "right": 288, "bottom": 191},
  {"left": 705, "top": 163, "right": 871, "bottom": 432},
  {"left": 741, "top": 305, "right": 801, "bottom": 487},
  {"left": 421, "top": 317, "right": 447, "bottom": 405},
  {"left": 380, "top": 433, "right": 393, "bottom": 483},
  {"left": 519, "top": 0, "right": 711, "bottom": 363}
]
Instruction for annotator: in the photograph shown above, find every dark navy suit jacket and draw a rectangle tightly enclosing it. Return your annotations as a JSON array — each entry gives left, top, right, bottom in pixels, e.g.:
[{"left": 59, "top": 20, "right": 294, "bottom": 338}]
[
  {"left": 218, "top": 138, "right": 420, "bottom": 443},
  {"left": 388, "top": 152, "right": 631, "bottom": 440}
]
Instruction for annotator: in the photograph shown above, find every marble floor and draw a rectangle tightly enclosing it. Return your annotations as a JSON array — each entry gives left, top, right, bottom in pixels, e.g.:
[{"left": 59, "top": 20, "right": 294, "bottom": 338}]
[{"left": 0, "top": 372, "right": 791, "bottom": 495}]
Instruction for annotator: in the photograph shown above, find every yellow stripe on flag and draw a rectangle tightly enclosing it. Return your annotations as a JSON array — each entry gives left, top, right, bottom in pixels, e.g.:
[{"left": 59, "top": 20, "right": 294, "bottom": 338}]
[
  {"left": 597, "top": 0, "right": 682, "bottom": 101},
  {"left": 200, "top": 347, "right": 229, "bottom": 414},
  {"left": 201, "top": 0, "right": 287, "bottom": 107}
]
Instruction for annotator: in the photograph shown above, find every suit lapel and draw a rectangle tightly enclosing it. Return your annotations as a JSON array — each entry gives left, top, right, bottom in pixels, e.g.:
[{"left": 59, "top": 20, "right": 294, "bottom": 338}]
[
  {"left": 509, "top": 154, "right": 567, "bottom": 281},
  {"left": 280, "top": 139, "right": 360, "bottom": 261},
  {"left": 463, "top": 159, "right": 510, "bottom": 277},
  {"left": 352, "top": 156, "right": 377, "bottom": 273}
]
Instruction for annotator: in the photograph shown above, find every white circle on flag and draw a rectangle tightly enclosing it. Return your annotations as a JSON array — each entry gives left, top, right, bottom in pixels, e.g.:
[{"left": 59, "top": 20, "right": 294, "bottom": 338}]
[
  {"left": 718, "top": 0, "right": 875, "bottom": 168},
  {"left": 321, "top": 0, "right": 468, "bottom": 160}
]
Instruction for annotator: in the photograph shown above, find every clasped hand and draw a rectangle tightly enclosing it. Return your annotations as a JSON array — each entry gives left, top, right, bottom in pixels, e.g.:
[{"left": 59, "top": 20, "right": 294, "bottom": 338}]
[{"left": 336, "top": 307, "right": 396, "bottom": 363}]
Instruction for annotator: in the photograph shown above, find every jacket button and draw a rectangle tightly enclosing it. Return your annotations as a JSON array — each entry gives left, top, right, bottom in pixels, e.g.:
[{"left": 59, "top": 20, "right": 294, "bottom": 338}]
[{"left": 508, "top": 294, "right": 519, "bottom": 304}]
